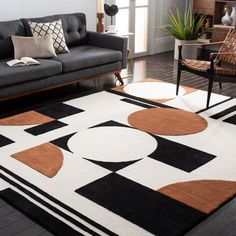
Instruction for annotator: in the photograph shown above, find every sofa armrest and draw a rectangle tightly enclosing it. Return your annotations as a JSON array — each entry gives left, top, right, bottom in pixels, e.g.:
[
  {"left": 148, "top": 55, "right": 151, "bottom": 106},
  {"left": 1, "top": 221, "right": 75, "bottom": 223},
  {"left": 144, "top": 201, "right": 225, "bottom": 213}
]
[{"left": 87, "top": 31, "right": 128, "bottom": 69}]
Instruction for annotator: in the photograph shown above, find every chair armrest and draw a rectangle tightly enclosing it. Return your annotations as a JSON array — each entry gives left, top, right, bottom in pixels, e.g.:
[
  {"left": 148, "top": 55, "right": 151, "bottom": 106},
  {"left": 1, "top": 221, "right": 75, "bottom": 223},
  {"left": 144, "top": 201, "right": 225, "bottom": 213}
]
[
  {"left": 87, "top": 31, "right": 128, "bottom": 69},
  {"left": 210, "top": 52, "right": 236, "bottom": 62}
]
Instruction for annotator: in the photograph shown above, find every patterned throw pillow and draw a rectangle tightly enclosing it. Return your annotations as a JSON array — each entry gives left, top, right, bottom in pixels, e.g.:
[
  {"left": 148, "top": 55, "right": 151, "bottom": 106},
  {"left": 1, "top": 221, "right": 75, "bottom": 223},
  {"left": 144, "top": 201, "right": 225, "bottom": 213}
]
[{"left": 28, "top": 19, "right": 69, "bottom": 54}]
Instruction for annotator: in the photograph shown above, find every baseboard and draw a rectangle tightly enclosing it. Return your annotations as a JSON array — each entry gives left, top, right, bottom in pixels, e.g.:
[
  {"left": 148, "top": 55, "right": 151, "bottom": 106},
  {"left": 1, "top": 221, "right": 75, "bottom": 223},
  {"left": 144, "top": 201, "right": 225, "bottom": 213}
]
[{"left": 150, "top": 37, "right": 175, "bottom": 54}]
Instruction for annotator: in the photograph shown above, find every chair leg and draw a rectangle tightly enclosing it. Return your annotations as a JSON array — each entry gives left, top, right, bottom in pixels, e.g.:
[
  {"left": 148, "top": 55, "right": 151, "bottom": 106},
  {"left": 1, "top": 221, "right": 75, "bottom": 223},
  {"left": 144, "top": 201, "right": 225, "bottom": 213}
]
[
  {"left": 114, "top": 72, "right": 124, "bottom": 86},
  {"left": 219, "top": 82, "right": 222, "bottom": 90},
  {"left": 176, "top": 64, "right": 182, "bottom": 95},
  {"left": 207, "top": 79, "right": 214, "bottom": 108}
]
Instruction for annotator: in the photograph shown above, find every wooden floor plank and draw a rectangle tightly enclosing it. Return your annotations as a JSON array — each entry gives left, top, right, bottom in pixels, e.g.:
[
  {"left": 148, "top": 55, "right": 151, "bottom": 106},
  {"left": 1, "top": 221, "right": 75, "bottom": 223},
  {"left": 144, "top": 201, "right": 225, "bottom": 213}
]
[
  {"left": 13, "top": 224, "right": 53, "bottom": 236},
  {"left": 0, "top": 200, "right": 6, "bottom": 208},
  {"left": 0, "top": 205, "right": 15, "bottom": 218}
]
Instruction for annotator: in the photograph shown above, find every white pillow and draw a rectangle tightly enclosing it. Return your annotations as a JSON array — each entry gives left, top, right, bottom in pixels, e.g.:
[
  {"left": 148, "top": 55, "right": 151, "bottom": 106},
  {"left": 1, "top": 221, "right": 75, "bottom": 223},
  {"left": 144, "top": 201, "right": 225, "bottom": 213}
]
[
  {"left": 28, "top": 19, "right": 69, "bottom": 54},
  {"left": 11, "top": 34, "right": 56, "bottom": 59}
]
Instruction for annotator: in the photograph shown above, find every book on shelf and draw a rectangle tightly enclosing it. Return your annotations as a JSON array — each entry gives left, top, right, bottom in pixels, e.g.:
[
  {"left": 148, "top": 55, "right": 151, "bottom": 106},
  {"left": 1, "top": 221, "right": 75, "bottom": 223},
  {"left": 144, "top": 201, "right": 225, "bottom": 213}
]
[{"left": 7, "top": 57, "right": 40, "bottom": 67}]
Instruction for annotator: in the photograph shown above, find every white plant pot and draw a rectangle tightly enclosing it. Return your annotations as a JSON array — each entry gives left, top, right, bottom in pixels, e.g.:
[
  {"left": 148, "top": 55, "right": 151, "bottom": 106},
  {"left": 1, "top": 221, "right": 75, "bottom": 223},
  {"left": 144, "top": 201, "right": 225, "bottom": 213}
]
[{"left": 174, "top": 39, "right": 198, "bottom": 60}]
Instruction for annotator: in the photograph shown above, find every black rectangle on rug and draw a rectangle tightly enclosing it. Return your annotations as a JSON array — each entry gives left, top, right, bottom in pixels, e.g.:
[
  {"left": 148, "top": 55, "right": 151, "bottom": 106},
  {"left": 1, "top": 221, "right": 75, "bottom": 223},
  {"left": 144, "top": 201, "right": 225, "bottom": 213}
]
[
  {"left": 121, "top": 98, "right": 156, "bottom": 109},
  {"left": 25, "top": 120, "right": 67, "bottom": 136},
  {"left": 224, "top": 114, "right": 236, "bottom": 125},
  {"left": 107, "top": 89, "right": 172, "bottom": 108},
  {"left": 149, "top": 136, "right": 216, "bottom": 172},
  {"left": 76, "top": 173, "right": 206, "bottom": 236},
  {"left": 210, "top": 105, "right": 236, "bottom": 119},
  {"left": 36, "top": 103, "right": 84, "bottom": 119}
]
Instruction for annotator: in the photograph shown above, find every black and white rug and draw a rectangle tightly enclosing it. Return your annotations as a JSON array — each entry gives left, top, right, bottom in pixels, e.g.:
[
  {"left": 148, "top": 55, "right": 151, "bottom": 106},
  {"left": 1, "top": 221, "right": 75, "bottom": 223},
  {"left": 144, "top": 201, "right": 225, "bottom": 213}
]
[{"left": 0, "top": 80, "right": 236, "bottom": 236}]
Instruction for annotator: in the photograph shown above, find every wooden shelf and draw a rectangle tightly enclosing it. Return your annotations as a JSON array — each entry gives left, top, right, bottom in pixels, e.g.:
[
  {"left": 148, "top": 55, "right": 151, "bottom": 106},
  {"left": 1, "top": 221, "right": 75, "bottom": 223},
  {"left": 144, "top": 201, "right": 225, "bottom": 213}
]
[
  {"left": 215, "top": 0, "right": 236, "bottom": 3},
  {"left": 213, "top": 24, "right": 235, "bottom": 28}
]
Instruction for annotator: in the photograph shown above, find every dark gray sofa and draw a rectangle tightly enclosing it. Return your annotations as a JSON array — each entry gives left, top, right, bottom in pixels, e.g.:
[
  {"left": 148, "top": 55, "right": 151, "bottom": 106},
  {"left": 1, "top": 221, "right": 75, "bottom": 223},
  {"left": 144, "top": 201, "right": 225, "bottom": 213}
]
[{"left": 0, "top": 13, "right": 128, "bottom": 101}]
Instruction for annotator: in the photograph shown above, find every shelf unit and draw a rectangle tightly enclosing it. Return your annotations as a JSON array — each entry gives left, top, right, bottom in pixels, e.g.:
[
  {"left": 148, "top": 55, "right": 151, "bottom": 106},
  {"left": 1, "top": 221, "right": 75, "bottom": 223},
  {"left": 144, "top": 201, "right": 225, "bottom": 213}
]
[{"left": 193, "top": 0, "right": 236, "bottom": 41}]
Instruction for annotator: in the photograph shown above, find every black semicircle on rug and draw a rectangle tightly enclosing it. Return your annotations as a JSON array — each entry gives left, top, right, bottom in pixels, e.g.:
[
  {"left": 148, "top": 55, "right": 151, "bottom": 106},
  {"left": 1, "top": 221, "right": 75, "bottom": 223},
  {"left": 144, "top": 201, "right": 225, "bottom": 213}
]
[
  {"left": 83, "top": 158, "right": 142, "bottom": 172},
  {"left": 89, "top": 120, "right": 132, "bottom": 129},
  {"left": 50, "top": 121, "right": 133, "bottom": 153},
  {"left": 50, "top": 133, "right": 77, "bottom": 153},
  {"left": 0, "top": 134, "right": 14, "bottom": 148}
]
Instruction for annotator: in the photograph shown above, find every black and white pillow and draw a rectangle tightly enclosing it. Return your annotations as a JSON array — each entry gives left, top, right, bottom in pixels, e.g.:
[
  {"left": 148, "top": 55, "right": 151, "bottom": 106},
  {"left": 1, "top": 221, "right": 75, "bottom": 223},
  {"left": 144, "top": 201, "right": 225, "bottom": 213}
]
[{"left": 28, "top": 19, "right": 69, "bottom": 54}]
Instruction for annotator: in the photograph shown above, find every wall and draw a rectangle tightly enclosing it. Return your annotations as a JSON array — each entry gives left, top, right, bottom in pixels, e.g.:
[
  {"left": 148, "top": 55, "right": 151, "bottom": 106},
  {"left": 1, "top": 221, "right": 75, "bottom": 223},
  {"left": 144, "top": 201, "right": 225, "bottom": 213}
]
[
  {"left": 149, "top": 0, "right": 187, "bottom": 54},
  {"left": 0, "top": 0, "right": 96, "bottom": 30}
]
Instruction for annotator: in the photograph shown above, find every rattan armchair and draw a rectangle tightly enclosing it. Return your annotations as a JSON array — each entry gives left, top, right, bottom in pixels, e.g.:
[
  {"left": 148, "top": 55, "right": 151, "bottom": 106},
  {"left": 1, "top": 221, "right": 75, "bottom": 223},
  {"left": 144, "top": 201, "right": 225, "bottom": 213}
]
[{"left": 176, "top": 29, "right": 236, "bottom": 108}]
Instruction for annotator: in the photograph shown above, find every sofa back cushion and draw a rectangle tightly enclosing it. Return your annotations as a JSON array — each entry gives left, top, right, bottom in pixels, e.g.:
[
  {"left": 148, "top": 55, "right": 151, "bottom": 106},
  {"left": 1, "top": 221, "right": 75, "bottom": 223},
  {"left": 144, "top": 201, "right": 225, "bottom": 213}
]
[
  {"left": 0, "top": 20, "right": 26, "bottom": 59},
  {"left": 22, "top": 13, "right": 87, "bottom": 47}
]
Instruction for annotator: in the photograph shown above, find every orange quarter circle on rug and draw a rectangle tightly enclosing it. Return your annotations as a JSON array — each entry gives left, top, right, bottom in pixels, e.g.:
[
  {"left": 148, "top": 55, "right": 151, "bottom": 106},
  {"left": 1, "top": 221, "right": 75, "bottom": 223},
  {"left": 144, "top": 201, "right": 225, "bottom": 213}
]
[
  {"left": 128, "top": 108, "right": 207, "bottom": 136},
  {"left": 158, "top": 180, "right": 236, "bottom": 214},
  {"left": 11, "top": 143, "right": 64, "bottom": 178},
  {"left": 0, "top": 111, "right": 54, "bottom": 126}
]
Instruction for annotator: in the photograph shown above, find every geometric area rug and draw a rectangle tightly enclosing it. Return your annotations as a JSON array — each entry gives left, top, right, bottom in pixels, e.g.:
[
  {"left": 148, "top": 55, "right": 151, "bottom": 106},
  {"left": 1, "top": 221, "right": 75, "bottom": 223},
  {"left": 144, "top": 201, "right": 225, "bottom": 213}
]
[{"left": 0, "top": 79, "right": 236, "bottom": 236}]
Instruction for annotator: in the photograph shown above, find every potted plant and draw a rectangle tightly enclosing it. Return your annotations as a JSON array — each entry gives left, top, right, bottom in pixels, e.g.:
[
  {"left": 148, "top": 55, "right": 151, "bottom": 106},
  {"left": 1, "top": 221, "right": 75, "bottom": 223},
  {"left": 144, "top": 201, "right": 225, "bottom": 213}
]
[{"left": 163, "top": 2, "right": 207, "bottom": 59}]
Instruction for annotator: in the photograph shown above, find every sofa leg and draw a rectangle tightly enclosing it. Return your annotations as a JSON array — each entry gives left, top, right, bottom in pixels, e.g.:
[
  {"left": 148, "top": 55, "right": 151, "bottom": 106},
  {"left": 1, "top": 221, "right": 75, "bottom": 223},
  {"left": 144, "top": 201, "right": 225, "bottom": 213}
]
[{"left": 114, "top": 72, "right": 124, "bottom": 86}]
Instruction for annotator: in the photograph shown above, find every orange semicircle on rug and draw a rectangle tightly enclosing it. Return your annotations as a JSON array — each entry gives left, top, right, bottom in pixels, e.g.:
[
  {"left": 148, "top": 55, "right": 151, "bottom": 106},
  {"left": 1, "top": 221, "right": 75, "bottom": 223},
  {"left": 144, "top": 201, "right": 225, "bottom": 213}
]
[
  {"left": 128, "top": 108, "right": 208, "bottom": 136},
  {"left": 0, "top": 111, "right": 54, "bottom": 126},
  {"left": 158, "top": 180, "right": 236, "bottom": 214},
  {"left": 11, "top": 143, "right": 64, "bottom": 178}
]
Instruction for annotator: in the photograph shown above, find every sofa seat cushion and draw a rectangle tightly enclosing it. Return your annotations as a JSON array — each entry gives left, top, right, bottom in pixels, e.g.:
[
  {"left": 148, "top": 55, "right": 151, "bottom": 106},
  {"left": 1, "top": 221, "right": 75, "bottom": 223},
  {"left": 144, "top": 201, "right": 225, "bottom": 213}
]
[
  {"left": 0, "top": 59, "right": 62, "bottom": 87},
  {"left": 54, "top": 45, "right": 122, "bottom": 73}
]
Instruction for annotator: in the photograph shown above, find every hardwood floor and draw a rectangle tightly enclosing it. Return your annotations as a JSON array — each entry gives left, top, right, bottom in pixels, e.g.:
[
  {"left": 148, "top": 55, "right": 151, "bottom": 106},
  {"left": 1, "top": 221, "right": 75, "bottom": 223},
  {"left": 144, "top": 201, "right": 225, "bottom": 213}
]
[
  {"left": 1, "top": 51, "right": 236, "bottom": 117},
  {"left": 0, "top": 199, "right": 52, "bottom": 236},
  {"left": 0, "top": 51, "right": 236, "bottom": 236}
]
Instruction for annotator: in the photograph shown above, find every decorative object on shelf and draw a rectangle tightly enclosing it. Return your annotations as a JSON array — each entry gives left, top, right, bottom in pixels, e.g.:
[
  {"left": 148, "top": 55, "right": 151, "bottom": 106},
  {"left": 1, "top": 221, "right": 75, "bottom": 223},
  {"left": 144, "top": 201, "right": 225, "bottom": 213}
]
[
  {"left": 97, "top": 13, "right": 105, "bottom": 32},
  {"left": 163, "top": 1, "right": 207, "bottom": 60},
  {"left": 205, "top": 18, "right": 212, "bottom": 29},
  {"left": 231, "top": 6, "right": 236, "bottom": 26},
  {"left": 221, "top": 5, "right": 233, "bottom": 26},
  {"left": 97, "top": 0, "right": 104, "bottom": 13},
  {"left": 104, "top": 4, "right": 119, "bottom": 32},
  {"left": 97, "top": 0, "right": 105, "bottom": 32}
]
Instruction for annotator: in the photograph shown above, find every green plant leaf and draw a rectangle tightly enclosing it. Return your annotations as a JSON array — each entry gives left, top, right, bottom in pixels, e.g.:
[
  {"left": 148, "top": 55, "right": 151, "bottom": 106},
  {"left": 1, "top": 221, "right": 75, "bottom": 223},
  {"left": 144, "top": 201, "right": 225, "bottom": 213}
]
[{"left": 162, "top": 2, "right": 207, "bottom": 40}]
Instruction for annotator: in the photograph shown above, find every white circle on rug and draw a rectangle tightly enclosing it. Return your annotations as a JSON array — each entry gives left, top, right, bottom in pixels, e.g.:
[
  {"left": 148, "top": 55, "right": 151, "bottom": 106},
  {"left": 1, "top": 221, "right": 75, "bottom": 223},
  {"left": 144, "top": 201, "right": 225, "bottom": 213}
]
[
  {"left": 68, "top": 127, "right": 157, "bottom": 162},
  {"left": 123, "top": 82, "right": 186, "bottom": 100}
]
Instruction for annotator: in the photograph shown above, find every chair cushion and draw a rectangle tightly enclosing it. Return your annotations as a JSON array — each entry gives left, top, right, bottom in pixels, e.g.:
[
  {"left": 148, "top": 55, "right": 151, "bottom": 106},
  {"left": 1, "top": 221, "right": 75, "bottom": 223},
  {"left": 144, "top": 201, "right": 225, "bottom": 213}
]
[
  {"left": 0, "top": 59, "right": 62, "bottom": 87},
  {"left": 54, "top": 45, "right": 122, "bottom": 73},
  {"left": 0, "top": 20, "right": 26, "bottom": 59},
  {"left": 22, "top": 13, "right": 87, "bottom": 47},
  {"left": 182, "top": 59, "right": 236, "bottom": 76},
  {"left": 182, "top": 59, "right": 210, "bottom": 72}
]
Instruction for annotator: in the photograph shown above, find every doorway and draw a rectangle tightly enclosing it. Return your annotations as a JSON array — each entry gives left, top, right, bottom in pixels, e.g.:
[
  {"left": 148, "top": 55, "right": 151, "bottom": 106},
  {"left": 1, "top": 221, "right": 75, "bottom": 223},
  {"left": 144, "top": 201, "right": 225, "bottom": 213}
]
[{"left": 112, "top": 0, "right": 150, "bottom": 58}]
